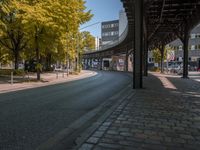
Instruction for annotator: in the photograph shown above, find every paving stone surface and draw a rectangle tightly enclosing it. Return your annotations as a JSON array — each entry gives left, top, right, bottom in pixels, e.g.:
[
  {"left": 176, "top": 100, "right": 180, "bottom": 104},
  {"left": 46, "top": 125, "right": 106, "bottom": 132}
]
[{"left": 78, "top": 73, "right": 200, "bottom": 150}]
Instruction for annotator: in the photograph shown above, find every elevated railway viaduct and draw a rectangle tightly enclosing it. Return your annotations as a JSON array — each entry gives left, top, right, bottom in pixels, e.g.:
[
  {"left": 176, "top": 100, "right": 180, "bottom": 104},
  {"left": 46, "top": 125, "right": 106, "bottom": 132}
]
[{"left": 83, "top": 0, "right": 200, "bottom": 89}]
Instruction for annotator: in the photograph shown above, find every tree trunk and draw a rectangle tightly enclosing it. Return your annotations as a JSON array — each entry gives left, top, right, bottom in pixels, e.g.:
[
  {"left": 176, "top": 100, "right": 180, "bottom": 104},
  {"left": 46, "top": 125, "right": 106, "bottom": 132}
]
[
  {"left": 161, "top": 50, "right": 164, "bottom": 73},
  {"left": 14, "top": 51, "right": 19, "bottom": 70},
  {"left": 35, "top": 35, "right": 40, "bottom": 80}
]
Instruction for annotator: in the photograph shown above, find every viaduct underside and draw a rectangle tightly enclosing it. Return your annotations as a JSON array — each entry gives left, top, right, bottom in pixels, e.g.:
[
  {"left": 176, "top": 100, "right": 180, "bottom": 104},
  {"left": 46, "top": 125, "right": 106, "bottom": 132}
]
[{"left": 83, "top": 0, "right": 200, "bottom": 89}]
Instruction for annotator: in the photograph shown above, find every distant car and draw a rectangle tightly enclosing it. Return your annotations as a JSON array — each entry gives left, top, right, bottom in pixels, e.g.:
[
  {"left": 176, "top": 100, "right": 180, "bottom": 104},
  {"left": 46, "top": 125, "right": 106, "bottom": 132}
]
[{"left": 198, "top": 67, "right": 200, "bottom": 72}]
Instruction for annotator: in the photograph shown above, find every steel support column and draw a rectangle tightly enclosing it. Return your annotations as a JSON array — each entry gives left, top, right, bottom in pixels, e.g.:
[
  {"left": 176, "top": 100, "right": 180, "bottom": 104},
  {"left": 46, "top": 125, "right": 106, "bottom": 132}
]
[
  {"left": 133, "top": 0, "right": 143, "bottom": 89},
  {"left": 90, "top": 58, "right": 92, "bottom": 68},
  {"left": 160, "top": 44, "right": 165, "bottom": 73},
  {"left": 125, "top": 48, "right": 129, "bottom": 72},
  {"left": 183, "top": 24, "right": 189, "bottom": 78},
  {"left": 143, "top": 37, "right": 148, "bottom": 76},
  {"left": 100, "top": 58, "right": 103, "bottom": 70}
]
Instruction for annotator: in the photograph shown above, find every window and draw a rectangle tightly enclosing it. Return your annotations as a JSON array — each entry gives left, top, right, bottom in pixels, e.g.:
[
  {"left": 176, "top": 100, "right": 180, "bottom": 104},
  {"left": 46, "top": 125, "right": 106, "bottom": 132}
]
[
  {"left": 179, "top": 45, "right": 183, "bottom": 51},
  {"left": 191, "top": 45, "right": 195, "bottom": 50},
  {"left": 191, "top": 34, "right": 196, "bottom": 39},
  {"left": 196, "top": 33, "right": 200, "bottom": 38},
  {"left": 148, "top": 58, "right": 151, "bottom": 62},
  {"left": 189, "top": 45, "right": 191, "bottom": 50}
]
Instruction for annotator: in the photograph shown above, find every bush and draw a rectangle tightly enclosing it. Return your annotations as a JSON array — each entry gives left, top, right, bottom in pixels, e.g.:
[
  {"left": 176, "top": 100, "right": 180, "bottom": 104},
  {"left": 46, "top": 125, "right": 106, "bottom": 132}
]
[
  {"left": 13, "top": 69, "right": 25, "bottom": 76},
  {"left": 0, "top": 69, "right": 25, "bottom": 76},
  {"left": 150, "top": 67, "right": 160, "bottom": 72}
]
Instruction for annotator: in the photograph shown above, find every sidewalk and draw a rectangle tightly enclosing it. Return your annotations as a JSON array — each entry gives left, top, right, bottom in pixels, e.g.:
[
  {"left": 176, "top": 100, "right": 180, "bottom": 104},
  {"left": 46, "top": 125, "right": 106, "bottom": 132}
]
[
  {"left": 77, "top": 72, "right": 200, "bottom": 150},
  {"left": 0, "top": 70, "right": 97, "bottom": 94}
]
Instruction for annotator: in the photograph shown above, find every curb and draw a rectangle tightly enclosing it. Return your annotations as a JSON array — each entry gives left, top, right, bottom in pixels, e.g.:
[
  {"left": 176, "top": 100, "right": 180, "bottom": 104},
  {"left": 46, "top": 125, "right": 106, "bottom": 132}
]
[
  {"left": 74, "top": 85, "right": 135, "bottom": 150},
  {"left": 0, "top": 71, "right": 97, "bottom": 94}
]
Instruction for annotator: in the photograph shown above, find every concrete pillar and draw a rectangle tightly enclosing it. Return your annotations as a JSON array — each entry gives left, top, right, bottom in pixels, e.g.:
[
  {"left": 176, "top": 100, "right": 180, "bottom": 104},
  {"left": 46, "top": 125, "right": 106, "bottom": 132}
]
[
  {"left": 133, "top": 0, "right": 143, "bottom": 89},
  {"left": 183, "top": 25, "right": 189, "bottom": 78}
]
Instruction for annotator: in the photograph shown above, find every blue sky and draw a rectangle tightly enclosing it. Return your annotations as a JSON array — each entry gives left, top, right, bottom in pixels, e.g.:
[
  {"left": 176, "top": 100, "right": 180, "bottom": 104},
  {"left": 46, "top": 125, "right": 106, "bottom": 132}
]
[{"left": 80, "top": 0, "right": 123, "bottom": 38}]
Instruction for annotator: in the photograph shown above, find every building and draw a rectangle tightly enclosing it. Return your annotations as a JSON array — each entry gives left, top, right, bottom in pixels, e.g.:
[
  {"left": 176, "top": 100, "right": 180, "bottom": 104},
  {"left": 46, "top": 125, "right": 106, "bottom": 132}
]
[
  {"left": 148, "top": 24, "right": 200, "bottom": 68},
  {"left": 95, "top": 37, "right": 101, "bottom": 50},
  {"left": 101, "top": 20, "right": 119, "bottom": 45},
  {"left": 169, "top": 24, "right": 200, "bottom": 67}
]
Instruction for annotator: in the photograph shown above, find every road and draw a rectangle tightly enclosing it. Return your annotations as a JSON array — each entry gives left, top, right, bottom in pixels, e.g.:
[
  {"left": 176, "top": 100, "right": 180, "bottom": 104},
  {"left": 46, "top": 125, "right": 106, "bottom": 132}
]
[{"left": 0, "top": 71, "right": 131, "bottom": 150}]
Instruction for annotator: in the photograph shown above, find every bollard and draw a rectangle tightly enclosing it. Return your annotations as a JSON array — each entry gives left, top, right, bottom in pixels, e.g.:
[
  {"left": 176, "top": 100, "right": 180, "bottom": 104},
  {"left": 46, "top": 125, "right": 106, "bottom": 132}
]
[
  {"left": 11, "top": 71, "right": 13, "bottom": 85},
  {"left": 56, "top": 71, "right": 58, "bottom": 79},
  {"left": 62, "top": 72, "right": 64, "bottom": 78},
  {"left": 28, "top": 73, "right": 30, "bottom": 82},
  {"left": 67, "top": 68, "right": 69, "bottom": 77}
]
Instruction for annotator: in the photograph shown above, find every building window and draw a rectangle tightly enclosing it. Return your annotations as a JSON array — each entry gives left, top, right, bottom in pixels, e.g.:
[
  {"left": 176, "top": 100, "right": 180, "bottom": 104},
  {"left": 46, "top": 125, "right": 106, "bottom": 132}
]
[
  {"left": 189, "top": 45, "right": 191, "bottom": 50},
  {"left": 149, "top": 58, "right": 152, "bottom": 62},
  {"left": 191, "top": 34, "right": 196, "bottom": 39},
  {"left": 179, "top": 45, "right": 183, "bottom": 51},
  {"left": 196, "top": 33, "right": 200, "bottom": 38},
  {"left": 191, "top": 45, "right": 195, "bottom": 50}
]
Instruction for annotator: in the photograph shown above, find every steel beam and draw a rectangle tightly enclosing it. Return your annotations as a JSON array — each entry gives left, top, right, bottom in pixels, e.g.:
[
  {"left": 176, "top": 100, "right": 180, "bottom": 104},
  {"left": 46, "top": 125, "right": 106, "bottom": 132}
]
[
  {"left": 182, "top": 23, "right": 189, "bottom": 78},
  {"left": 133, "top": 0, "right": 143, "bottom": 89},
  {"left": 143, "top": 37, "right": 148, "bottom": 76}
]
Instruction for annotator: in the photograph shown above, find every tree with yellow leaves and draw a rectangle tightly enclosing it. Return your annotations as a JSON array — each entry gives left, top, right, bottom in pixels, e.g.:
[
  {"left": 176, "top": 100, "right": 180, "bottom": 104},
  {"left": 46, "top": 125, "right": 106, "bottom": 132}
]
[{"left": 0, "top": 0, "right": 92, "bottom": 80}]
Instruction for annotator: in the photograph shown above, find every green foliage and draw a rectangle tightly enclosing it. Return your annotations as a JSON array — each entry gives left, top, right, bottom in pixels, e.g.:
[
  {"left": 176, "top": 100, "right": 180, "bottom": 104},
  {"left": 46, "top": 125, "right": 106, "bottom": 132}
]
[
  {"left": 152, "top": 47, "right": 167, "bottom": 63},
  {"left": 150, "top": 67, "right": 160, "bottom": 72},
  {"left": 81, "top": 31, "right": 95, "bottom": 51},
  {"left": 0, "top": 0, "right": 93, "bottom": 72},
  {"left": 152, "top": 48, "right": 161, "bottom": 63},
  {"left": 35, "top": 63, "right": 43, "bottom": 72},
  {"left": 0, "top": 69, "right": 25, "bottom": 76}
]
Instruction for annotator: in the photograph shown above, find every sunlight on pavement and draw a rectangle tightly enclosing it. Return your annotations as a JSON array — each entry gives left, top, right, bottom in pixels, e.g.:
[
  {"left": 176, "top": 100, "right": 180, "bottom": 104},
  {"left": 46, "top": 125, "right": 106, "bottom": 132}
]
[{"left": 158, "top": 76, "right": 177, "bottom": 90}]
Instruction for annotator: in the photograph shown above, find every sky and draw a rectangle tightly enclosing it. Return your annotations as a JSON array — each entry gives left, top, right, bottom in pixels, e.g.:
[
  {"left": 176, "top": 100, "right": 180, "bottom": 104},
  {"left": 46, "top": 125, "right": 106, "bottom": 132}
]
[{"left": 80, "top": 0, "right": 123, "bottom": 38}]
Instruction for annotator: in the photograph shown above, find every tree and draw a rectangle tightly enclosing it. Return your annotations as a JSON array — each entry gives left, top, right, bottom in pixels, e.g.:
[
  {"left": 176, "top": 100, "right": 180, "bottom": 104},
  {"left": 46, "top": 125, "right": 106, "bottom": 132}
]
[
  {"left": 0, "top": 1, "right": 28, "bottom": 69},
  {"left": 12, "top": 0, "right": 92, "bottom": 79},
  {"left": 81, "top": 31, "right": 95, "bottom": 51},
  {"left": 0, "top": 0, "right": 93, "bottom": 78}
]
